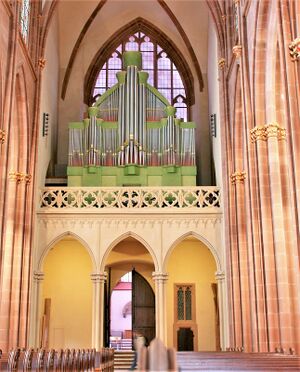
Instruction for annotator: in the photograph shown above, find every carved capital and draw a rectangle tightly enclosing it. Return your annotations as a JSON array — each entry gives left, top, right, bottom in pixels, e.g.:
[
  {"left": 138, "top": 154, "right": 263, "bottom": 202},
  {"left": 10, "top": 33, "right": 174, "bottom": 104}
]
[
  {"left": 0, "top": 129, "right": 6, "bottom": 144},
  {"left": 38, "top": 58, "right": 46, "bottom": 69},
  {"left": 33, "top": 271, "right": 44, "bottom": 282},
  {"left": 8, "top": 171, "right": 32, "bottom": 184},
  {"left": 232, "top": 45, "right": 242, "bottom": 58},
  {"left": 152, "top": 272, "right": 168, "bottom": 282},
  {"left": 288, "top": 37, "right": 300, "bottom": 62},
  {"left": 91, "top": 272, "right": 107, "bottom": 283},
  {"left": 251, "top": 123, "right": 286, "bottom": 142},
  {"left": 215, "top": 271, "right": 225, "bottom": 281},
  {"left": 218, "top": 58, "right": 226, "bottom": 69},
  {"left": 265, "top": 123, "right": 286, "bottom": 140},
  {"left": 230, "top": 171, "right": 246, "bottom": 184}
]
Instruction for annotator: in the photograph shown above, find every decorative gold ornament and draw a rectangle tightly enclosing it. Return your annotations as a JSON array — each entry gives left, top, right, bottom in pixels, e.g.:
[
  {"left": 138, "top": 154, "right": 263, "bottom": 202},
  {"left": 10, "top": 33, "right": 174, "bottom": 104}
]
[
  {"left": 231, "top": 171, "right": 246, "bottom": 184},
  {"left": 8, "top": 171, "right": 32, "bottom": 184},
  {"left": 233, "top": 0, "right": 240, "bottom": 4},
  {"left": 218, "top": 58, "right": 226, "bottom": 69},
  {"left": 288, "top": 37, "right": 300, "bottom": 62},
  {"left": 221, "top": 14, "right": 226, "bottom": 22},
  {"left": 250, "top": 123, "right": 286, "bottom": 142},
  {"left": 38, "top": 58, "right": 46, "bottom": 69},
  {"left": 0, "top": 129, "right": 6, "bottom": 144},
  {"left": 232, "top": 45, "right": 242, "bottom": 58}
]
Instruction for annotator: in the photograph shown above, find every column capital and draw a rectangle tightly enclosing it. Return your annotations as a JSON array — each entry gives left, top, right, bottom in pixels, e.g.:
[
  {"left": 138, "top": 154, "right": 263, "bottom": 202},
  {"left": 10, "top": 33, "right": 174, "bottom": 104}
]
[
  {"left": 152, "top": 272, "right": 168, "bottom": 282},
  {"left": 91, "top": 272, "right": 107, "bottom": 283},
  {"left": 38, "top": 58, "right": 46, "bottom": 69},
  {"left": 33, "top": 271, "right": 44, "bottom": 282},
  {"left": 288, "top": 37, "right": 300, "bottom": 62},
  {"left": 232, "top": 45, "right": 242, "bottom": 58},
  {"left": 218, "top": 58, "right": 226, "bottom": 69},
  {"left": 215, "top": 271, "right": 225, "bottom": 281},
  {"left": 250, "top": 123, "right": 286, "bottom": 142},
  {"left": 0, "top": 129, "right": 6, "bottom": 144},
  {"left": 230, "top": 171, "right": 246, "bottom": 185}
]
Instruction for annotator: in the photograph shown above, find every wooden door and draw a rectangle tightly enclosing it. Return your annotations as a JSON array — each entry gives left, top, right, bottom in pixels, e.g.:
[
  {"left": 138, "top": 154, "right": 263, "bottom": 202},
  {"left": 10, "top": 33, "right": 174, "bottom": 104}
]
[
  {"left": 177, "top": 327, "right": 194, "bottom": 351},
  {"left": 132, "top": 270, "right": 155, "bottom": 346}
]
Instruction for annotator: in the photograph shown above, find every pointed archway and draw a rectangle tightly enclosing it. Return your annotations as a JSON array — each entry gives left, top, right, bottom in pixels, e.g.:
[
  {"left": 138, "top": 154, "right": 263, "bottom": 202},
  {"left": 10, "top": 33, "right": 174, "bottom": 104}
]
[{"left": 103, "top": 236, "right": 155, "bottom": 349}]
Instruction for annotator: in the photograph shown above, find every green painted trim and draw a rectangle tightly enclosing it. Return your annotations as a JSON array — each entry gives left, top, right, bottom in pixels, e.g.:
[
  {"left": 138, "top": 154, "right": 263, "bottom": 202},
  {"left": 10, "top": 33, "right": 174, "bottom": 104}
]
[
  {"left": 138, "top": 71, "right": 149, "bottom": 84},
  {"left": 96, "top": 119, "right": 104, "bottom": 126},
  {"left": 174, "top": 118, "right": 181, "bottom": 126},
  {"left": 181, "top": 166, "right": 197, "bottom": 175},
  {"left": 101, "top": 121, "right": 118, "bottom": 129},
  {"left": 117, "top": 71, "right": 126, "bottom": 84},
  {"left": 180, "top": 121, "right": 196, "bottom": 129},
  {"left": 165, "top": 105, "right": 176, "bottom": 116},
  {"left": 83, "top": 118, "right": 89, "bottom": 128},
  {"left": 88, "top": 106, "right": 99, "bottom": 117},
  {"left": 146, "top": 121, "right": 162, "bottom": 129},
  {"left": 123, "top": 51, "right": 142, "bottom": 70},
  {"left": 146, "top": 84, "right": 169, "bottom": 106},
  {"left": 69, "top": 122, "right": 84, "bottom": 129},
  {"left": 94, "top": 84, "right": 119, "bottom": 107},
  {"left": 67, "top": 166, "right": 83, "bottom": 176}
]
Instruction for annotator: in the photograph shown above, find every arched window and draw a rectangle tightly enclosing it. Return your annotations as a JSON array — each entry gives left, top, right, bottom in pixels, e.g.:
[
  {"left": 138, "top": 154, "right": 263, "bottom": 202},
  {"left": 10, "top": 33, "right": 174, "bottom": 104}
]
[
  {"left": 19, "top": 0, "right": 31, "bottom": 44},
  {"left": 93, "top": 32, "right": 188, "bottom": 121}
]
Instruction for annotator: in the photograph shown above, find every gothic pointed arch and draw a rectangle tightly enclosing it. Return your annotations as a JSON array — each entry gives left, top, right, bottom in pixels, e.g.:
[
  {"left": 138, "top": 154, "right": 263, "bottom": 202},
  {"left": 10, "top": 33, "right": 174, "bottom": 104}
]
[{"left": 84, "top": 17, "right": 195, "bottom": 108}]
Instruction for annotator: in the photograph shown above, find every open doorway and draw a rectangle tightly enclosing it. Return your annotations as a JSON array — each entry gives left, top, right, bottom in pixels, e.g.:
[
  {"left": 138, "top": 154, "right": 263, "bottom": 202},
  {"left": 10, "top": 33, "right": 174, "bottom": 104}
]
[{"left": 104, "top": 237, "right": 156, "bottom": 350}]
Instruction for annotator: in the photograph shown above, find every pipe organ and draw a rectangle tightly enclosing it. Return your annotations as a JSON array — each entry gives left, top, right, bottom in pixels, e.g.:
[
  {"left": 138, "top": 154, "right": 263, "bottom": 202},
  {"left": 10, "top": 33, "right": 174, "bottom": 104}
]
[{"left": 68, "top": 51, "right": 197, "bottom": 186}]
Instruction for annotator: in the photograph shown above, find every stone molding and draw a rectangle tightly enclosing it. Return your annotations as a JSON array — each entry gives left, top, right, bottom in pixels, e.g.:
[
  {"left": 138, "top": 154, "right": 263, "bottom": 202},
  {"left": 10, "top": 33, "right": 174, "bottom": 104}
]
[
  {"left": 232, "top": 45, "right": 242, "bottom": 58},
  {"left": 250, "top": 123, "right": 286, "bottom": 142},
  {"left": 0, "top": 129, "right": 6, "bottom": 144},
  {"left": 38, "top": 215, "right": 222, "bottom": 231},
  {"left": 230, "top": 171, "right": 246, "bottom": 184},
  {"left": 91, "top": 272, "right": 107, "bottom": 283},
  {"left": 33, "top": 271, "right": 44, "bottom": 282},
  {"left": 152, "top": 272, "right": 169, "bottom": 282},
  {"left": 218, "top": 58, "right": 226, "bottom": 69},
  {"left": 8, "top": 171, "right": 32, "bottom": 184},
  {"left": 288, "top": 37, "right": 300, "bottom": 62},
  {"left": 215, "top": 271, "right": 225, "bottom": 281}
]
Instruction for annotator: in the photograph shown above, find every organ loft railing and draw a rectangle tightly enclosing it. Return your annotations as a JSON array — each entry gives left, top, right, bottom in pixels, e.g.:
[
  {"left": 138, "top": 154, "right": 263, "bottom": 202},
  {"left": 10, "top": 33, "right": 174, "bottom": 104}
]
[{"left": 68, "top": 51, "right": 197, "bottom": 187}]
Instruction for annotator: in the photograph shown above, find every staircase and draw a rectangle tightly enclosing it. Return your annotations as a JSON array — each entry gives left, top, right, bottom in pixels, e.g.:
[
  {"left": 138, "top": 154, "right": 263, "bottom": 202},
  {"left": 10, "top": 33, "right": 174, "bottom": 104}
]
[
  {"left": 120, "top": 338, "right": 132, "bottom": 350},
  {"left": 114, "top": 350, "right": 135, "bottom": 370}
]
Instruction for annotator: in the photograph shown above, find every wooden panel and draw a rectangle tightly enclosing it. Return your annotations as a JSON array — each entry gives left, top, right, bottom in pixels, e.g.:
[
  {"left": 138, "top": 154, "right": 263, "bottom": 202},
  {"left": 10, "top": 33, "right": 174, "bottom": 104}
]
[{"left": 132, "top": 270, "right": 155, "bottom": 345}]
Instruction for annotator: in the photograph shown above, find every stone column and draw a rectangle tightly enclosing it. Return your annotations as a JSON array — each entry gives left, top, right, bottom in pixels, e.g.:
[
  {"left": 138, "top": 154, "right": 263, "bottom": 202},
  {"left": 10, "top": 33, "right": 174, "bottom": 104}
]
[
  {"left": 152, "top": 272, "right": 168, "bottom": 344},
  {"left": 31, "top": 271, "right": 44, "bottom": 348},
  {"left": 215, "top": 270, "right": 228, "bottom": 350},
  {"left": 91, "top": 272, "right": 107, "bottom": 350}
]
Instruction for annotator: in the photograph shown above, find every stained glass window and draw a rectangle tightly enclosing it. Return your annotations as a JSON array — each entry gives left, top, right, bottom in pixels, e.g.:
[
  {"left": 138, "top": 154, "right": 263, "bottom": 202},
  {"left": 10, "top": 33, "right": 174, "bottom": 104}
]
[
  {"left": 19, "top": 0, "right": 30, "bottom": 44},
  {"left": 93, "top": 32, "right": 188, "bottom": 121},
  {"left": 185, "top": 287, "right": 192, "bottom": 320},
  {"left": 177, "top": 287, "right": 184, "bottom": 320},
  {"left": 176, "top": 284, "right": 194, "bottom": 321}
]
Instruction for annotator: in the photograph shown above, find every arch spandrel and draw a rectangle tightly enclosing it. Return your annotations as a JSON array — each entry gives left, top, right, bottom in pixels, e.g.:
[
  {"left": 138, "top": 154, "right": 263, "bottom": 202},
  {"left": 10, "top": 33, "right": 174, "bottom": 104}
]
[
  {"left": 162, "top": 231, "right": 222, "bottom": 274},
  {"left": 100, "top": 231, "right": 159, "bottom": 273},
  {"left": 37, "top": 231, "right": 97, "bottom": 272}
]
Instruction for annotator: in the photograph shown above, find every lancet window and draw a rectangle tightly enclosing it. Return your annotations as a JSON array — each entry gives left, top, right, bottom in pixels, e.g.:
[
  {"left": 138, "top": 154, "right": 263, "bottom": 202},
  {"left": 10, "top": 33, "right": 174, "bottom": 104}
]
[
  {"left": 93, "top": 32, "right": 188, "bottom": 121},
  {"left": 19, "top": 0, "right": 30, "bottom": 44},
  {"left": 176, "top": 284, "right": 194, "bottom": 321}
]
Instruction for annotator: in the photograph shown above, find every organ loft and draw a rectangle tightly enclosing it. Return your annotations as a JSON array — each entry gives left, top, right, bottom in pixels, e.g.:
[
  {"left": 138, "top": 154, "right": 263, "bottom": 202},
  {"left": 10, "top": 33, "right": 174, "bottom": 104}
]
[{"left": 68, "top": 51, "right": 196, "bottom": 187}]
